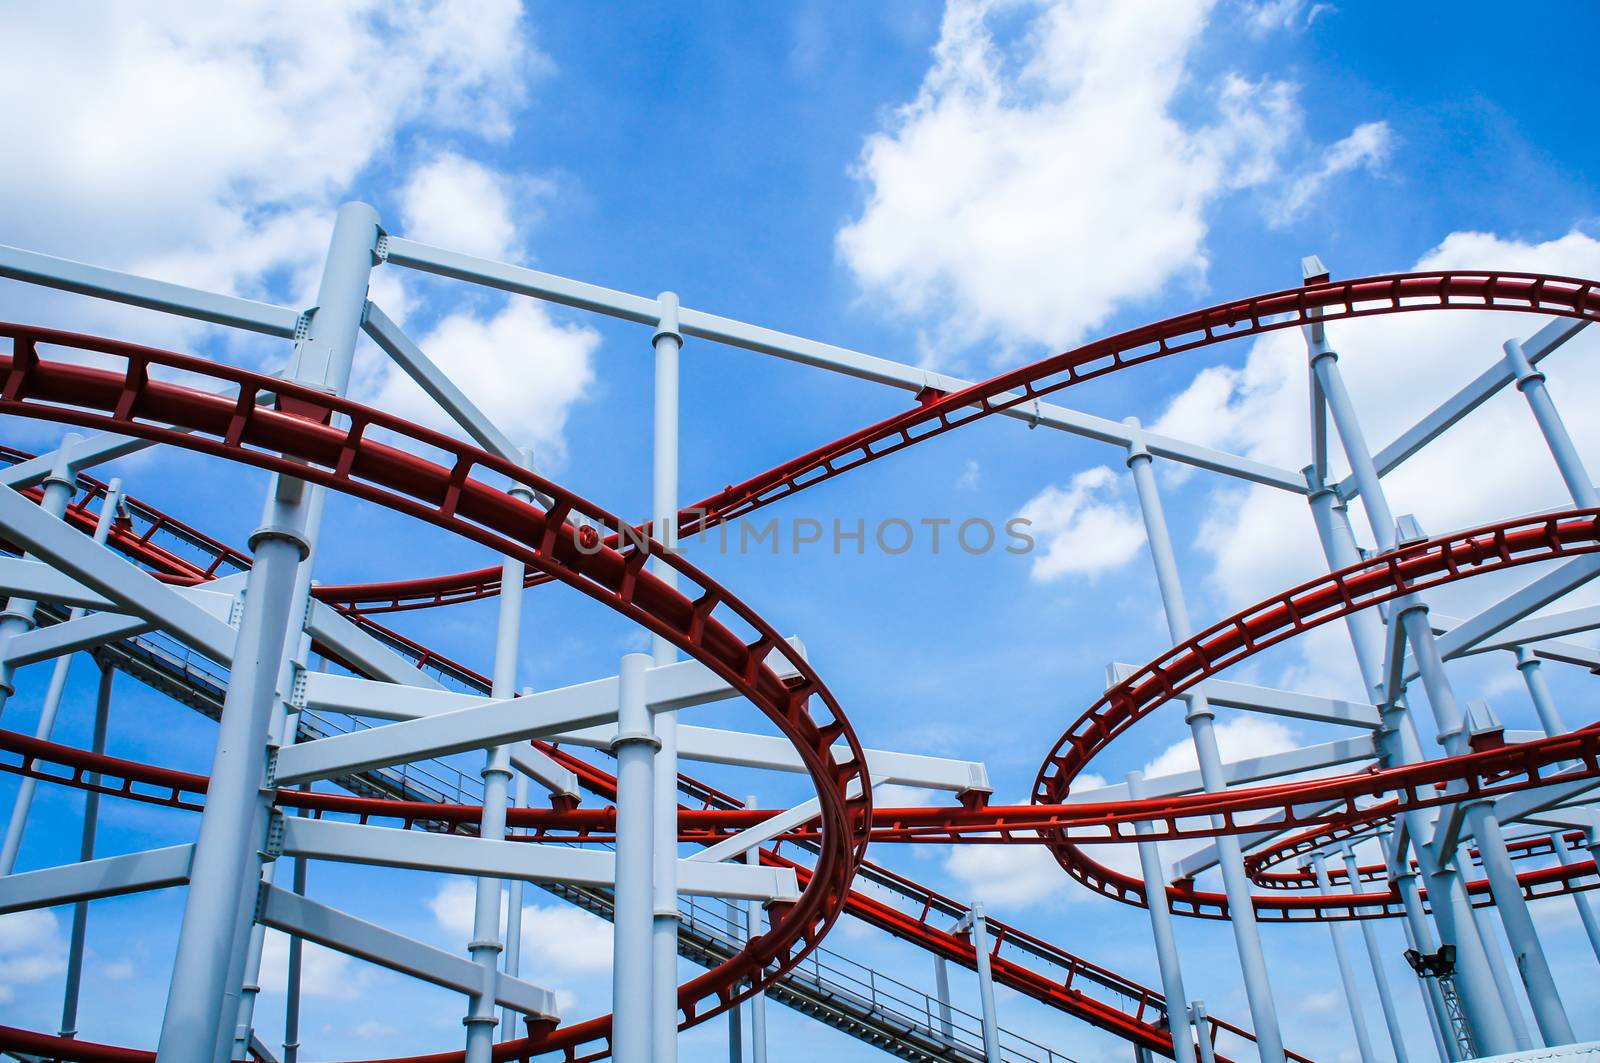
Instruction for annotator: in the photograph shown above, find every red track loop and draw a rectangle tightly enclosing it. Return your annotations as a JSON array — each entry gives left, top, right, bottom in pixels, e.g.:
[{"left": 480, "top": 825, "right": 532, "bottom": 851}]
[
  {"left": 0, "top": 323, "right": 873, "bottom": 1062},
  {"left": 320, "top": 269, "right": 1600, "bottom": 614},
  {"left": 1032, "top": 508, "right": 1600, "bottom": 919}
]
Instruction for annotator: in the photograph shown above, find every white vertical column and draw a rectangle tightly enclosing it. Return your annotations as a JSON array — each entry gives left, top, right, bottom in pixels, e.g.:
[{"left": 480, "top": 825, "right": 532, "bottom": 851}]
[
  {"left": 934, "top": 956, "right": 955, "bottom": 1045},
  {"left": 1464, "top": 884, "right": 1534, "bottom": 1050},
  {"left": 501, "top": 737, "right": 532, "bottom": 1042},
  {"left": 612, "top": 652, "right": 657, "bottom": 1063},
  {"left": 1126, "top": 769, "right": 1196, "bottom": 1063},
  {"left": 1339, "top": 848, "right": 1412, "bottom": 1063},
  {"left": 1189, "top": 1002, "right": 1218, "bottom": 1063},
  {"left": 155, "top": 200, "right": 378, "bottom": 1063},
  {"left": 1305, "top": 299, "right": 1518, "bottom": 1055},
  {"left": 968, "top": 902, "right": 1001, "bottom": 1063},
  {"left": 743, "top": 797, "right": 767, "bottom": 1063},
  {"left": 58, "top": 661, "right": 113, "bottom": 1040},
  {"left": 1123, "top": 416, "right": 1285, "bottom": 1062},
  {"left": 1310, "top": 853, "right": 1377, "bottom": 1063},
  {"left": 651, "top": 292, "right": 683, "bottom": 1063},
  {"left": 1502, "top": 338, "right": 1598, "bottom": 509},
  {"left": 465, "top": 467, "right": 533, "bottom": 1063}
]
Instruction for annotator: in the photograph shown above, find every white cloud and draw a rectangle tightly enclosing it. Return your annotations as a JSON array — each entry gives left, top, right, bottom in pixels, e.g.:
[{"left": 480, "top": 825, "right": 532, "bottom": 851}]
[
  {"left": 0, "top": 909, "right": 65, "bottom": 1005},
  {"left": 362, "top": 297, "right": 599, "bottom": 466},
  {"left": 1140, "top": 714, "right": 1299, "bottom": 780},
  {"left": 401, "top": 152, "right": 531, "bottom": 262},
  {"left": 945, "top": 842, "right": 1078, "bottom": 907},
  {"left": 0, "top": 1, "right": 536, "bottom": 346},
  {"left": 1243, "top": 0, "right": 1333, "bottom": 34},
  {"left": 1017, "top": 465, "right": 1146, "bottom": 582},
  {"left": 837, "top": 0, "right": 1382, "bottom": 358},
  {"left": 1272, "top": 121, "right": 1393, "bottom": 225},
  {"left": 1154, "top": 228, "right": 1600, "bottom": 620},
  {"left": 259, "top": 928, "right": 379, "bottom": 1001},
  {"left": 429, "top": 879, "right": 613, "bottom": 976}
]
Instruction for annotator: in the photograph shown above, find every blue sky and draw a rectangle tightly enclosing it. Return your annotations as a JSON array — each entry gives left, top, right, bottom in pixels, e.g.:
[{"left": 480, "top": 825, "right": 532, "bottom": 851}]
[{"left": 2, "top": 2, "right": 1600, "bottom": 1061}]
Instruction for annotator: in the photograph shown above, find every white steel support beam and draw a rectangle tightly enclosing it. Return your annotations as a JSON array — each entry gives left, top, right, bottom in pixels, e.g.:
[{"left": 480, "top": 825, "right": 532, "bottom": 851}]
[
  {"left": 257, "top": 886, "right": 558, "bottom": 1021},
  {"left": 0, "top": 243, "right": 302, "bottom": 336},
  {"left": 0, "top": 578, "right": 243, "bottom": 668},
  {"left": 1107, "top": 664, "right": 1381, "bottom": 729},
  {"left": 278, "top": 818, "right": 799, "bottom": 902},
  {"left": 1340, "top": 316, "right": 1589, "bottom": 498},
  {"left": 362, "top": 304, "right": 522, "bottom": 465},
  {"left": 276, "top": 679, "right": 616, "bottom": 786},
  {"left": 0, "top": 844, "right": 195, "bottom": 914},
  {"left": 1429, "top": 555, "right": 1600, "bottom": 664},
  {"left": 0, "top": 485, "right": 238, "bottom": 663},
  {"left": 383, "top": 238, "right": 1307, "bottom": 493},
  {"left": 299, "top": 606, "right": 578, "bottom": 798},
  {"left": 555, "top": 721, "right": 991, "bottom": 795}
]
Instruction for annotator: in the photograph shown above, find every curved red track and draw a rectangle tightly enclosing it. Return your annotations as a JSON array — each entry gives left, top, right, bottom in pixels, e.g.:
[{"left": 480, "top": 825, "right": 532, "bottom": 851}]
[{"left": 2, "top": 266, "right": 1597, "bottom": 1060}]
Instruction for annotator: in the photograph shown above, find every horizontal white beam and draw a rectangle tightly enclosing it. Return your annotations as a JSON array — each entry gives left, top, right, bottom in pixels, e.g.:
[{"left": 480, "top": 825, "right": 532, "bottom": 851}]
[
  {"left": 280, "top": 818, "right": 799, "bottom": 901},
  {"left": 258, "top": 885, "right": 558, "bottom": 1018},
  {"left": 1108, "top": 664, "right": 1381, "bottom": 729},
  {"left": 554, "top": 721, "right": 990, "bottom": 794},
  {"left": 0, "top": 243, "right": 302, "bottom": 336},
  {"left": 384, "top": 237, "right": 1305, "bottom": 493},
  {"left": 302, "top": 606, "right": 579, "bottom": 798},
  {"left": 0, "top": 432, "right": 158, "bottom": 490},
  {"left": 0, "top": 844, "right": 194, "bottom": 914},
  {"left": 277, "top": 678, "right": 618, "bottom": 786}
]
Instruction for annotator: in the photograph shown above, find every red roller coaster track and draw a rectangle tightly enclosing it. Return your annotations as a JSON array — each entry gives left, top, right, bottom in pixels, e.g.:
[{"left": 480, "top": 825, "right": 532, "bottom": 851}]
[{"left": 1, "top": 265, "right": 1596, "bottom": 1060}]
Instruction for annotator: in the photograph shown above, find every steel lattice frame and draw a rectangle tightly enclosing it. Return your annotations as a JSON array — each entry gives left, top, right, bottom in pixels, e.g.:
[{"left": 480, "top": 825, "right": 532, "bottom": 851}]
[{"left": 0, "top": 206, "right": 1596, "bottom": 1063}]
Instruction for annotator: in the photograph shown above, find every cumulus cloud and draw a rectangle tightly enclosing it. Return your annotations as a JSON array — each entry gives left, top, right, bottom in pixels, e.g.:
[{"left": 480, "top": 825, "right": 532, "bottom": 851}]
[
  {"left": 945, "top": 841, "right": 1079, "bottom": 906},
  {"left": 363, "top": 298, "right": 599, "bottom": 466},
  {"left": 1155, "top": 229, "right": 1600, "bottom": 618},
  {"left": 401, "top": 152, "right": 534, "bottom": 262},
  {"left": 429, "top": 878, "right": 613, "bottom": 976},
  {"left": 1272, "top": 121, "right": 1394, "bottom": 225},
  {"left": 259, "top": 928, "right": 382, "bottom": 1001},
  {"left": 0, "top": 909, "right": 65, "bottom": 1005},
  {"left": 0, "top": 1, "right": 535, "bottom": 335},
  {"left": 837, "top": 0, "right": 1383, "bottom": 359},
  {"left": 1017, "top": 465, "right": 1146, "bottom": 582},
  {"left": 1139, "top": 714, "right": 1299, "bottom": 780}
]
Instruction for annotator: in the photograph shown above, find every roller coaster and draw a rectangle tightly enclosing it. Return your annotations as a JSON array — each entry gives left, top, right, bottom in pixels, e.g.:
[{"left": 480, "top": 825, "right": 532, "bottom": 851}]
[{"left": 0, "top": 202, "right": 1598, "bottom": 1062}]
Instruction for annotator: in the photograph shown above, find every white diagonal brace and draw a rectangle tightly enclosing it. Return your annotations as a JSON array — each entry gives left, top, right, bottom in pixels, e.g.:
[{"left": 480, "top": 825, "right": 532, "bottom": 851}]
[
  {"left": 363, "top": 304, "right": 522, "bottom": 464},
  {"left": 0, "top": 844, "right": 194, "bottom": 914},
  {"left": 1428, "top": 606, "right": 1600, "bottom": 659},
  {"left": 0, "top": 573, "right": 243, "bottom": 668},
  {"left": 688, "top": 800, "right": 823, "bottom": 865},
  {"left": 1344, "top": 316, "right": 1589, "bottom": 495},
  {"left": 257, "top": 885, "right": 558, "bottom": 1018},
  {"left": 1432, "top": 555, "right": 1600, "bottom": 663},
  {"left": 0, "top": 487, "right": 236, "bottom": 663},
  {"left": 386, "top": 237, "right": 1306, "bottom": 493},
  {"left": 0, "top": 557, "right": 240, "bottom": 619},
  {"left": 281, "top": 818, "right": 798, "bottom": 901}
]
